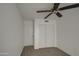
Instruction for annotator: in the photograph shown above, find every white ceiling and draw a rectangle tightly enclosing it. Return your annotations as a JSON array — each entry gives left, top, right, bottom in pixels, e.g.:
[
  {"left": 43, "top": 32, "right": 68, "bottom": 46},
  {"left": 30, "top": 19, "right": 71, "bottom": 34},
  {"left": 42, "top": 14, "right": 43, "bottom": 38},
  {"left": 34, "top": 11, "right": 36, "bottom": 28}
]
[{"left": 16, "top": 3, "right": 75, "bottom": 20}]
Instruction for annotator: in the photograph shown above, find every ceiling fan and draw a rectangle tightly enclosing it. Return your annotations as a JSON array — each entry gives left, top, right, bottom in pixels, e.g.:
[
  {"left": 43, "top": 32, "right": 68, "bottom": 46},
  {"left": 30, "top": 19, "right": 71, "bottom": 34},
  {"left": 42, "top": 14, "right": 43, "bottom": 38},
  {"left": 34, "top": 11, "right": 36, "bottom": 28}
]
[{"left": 36, "top": 3, "right": 79, "bottom": 19}]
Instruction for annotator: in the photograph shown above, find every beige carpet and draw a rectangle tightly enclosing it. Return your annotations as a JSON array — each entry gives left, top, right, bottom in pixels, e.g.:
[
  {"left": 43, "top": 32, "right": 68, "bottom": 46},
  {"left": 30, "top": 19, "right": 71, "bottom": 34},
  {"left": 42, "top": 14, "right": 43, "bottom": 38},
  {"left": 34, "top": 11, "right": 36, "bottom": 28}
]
[{"left": 21, "top": 46, "right": 70, "bottom": 56}]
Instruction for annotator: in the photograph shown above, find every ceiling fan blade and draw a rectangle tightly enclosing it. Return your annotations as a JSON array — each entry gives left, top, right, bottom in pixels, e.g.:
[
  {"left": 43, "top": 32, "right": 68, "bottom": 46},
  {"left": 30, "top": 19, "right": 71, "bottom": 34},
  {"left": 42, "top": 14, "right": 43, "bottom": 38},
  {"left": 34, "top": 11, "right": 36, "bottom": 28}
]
[
  {"left": 37, "top": 10, "right": 51, "bottom": 13},
  {"left": 58, "top": 3, "right": 79, "bottom": 11},
  {"left": 56, "top": 12, "right": 62, "bottom": 17},
  {"left": 53, "top": 3, "right": 60, "bottom": 10},
  {"left": 44, "top": 13, "right": 53, "bottom": 19}
]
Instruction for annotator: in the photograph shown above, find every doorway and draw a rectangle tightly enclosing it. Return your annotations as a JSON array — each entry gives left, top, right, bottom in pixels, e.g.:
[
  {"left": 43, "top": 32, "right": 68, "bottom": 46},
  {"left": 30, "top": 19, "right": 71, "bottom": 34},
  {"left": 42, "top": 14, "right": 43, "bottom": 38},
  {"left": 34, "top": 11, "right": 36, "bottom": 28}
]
[{"left": 34, "top": 19, "right": 56, "bottom": 49}]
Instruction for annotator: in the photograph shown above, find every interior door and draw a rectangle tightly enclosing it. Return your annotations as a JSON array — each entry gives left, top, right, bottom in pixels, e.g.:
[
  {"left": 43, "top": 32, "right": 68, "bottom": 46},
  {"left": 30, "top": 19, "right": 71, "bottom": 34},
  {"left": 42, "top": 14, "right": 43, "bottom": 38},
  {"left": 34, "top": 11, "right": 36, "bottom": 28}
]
[
  {"left": 34, "top": 19, "right": 56, "bottom": 49},
  {"left": 39, "top": 20, "right": 47, "bottom": 48}
]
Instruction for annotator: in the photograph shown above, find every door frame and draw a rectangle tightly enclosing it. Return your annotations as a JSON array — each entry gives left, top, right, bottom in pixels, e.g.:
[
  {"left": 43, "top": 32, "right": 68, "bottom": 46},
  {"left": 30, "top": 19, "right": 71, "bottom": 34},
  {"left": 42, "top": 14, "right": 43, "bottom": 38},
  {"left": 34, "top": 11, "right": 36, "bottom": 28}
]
[{"left": 34, "top": 19, "right": 56, "bottom": 49}]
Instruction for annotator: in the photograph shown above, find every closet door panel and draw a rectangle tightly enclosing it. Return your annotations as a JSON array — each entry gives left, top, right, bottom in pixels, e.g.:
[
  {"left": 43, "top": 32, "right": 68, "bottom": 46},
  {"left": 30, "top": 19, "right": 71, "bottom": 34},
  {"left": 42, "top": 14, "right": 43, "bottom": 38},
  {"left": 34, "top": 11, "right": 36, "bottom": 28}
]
[
  {"left": 34, "top": 19, "right": 56, "bottom": 49},
  {"left": 39, "top": 24, "right": 47, "bottom": 48},
  {"left": 46, "top": 23, "right": 55, "bottom": 47}
]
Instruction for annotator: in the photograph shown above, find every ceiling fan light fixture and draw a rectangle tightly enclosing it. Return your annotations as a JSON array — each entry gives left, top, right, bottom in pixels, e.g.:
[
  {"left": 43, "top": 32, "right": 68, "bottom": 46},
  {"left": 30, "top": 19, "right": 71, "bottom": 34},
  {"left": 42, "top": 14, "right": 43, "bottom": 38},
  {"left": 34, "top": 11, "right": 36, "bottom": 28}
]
[
  {"left": 53, "top": 10, "right": 57, "bottom": 14},
  {"left": 37, "top": 3, "right": 79, "bottom": 19}
]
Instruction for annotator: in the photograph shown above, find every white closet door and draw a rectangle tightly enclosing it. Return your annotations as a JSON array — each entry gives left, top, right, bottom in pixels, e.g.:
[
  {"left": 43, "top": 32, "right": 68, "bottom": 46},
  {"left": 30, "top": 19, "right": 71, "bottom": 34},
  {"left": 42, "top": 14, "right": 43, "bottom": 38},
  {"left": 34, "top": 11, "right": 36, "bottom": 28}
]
[
  {"left": 39, "top": 21, "right": 47, "bottom": 48},
  {"left": 46, "top": 22, "right": 56, "bottom": 47},
  {"left": 34, "top": 19, "right": 56, "bottom": 49}
]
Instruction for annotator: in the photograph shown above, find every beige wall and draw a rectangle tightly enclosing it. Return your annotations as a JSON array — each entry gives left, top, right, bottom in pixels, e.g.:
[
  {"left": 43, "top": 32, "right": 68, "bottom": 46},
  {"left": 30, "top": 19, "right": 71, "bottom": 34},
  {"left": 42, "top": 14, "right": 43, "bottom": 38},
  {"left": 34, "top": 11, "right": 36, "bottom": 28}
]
[
  {"left": 0, "top": 4, "right": 24, "bottom": 56},
  {"left": 57, "top": 7, "right": 79, "bottom": 56}
]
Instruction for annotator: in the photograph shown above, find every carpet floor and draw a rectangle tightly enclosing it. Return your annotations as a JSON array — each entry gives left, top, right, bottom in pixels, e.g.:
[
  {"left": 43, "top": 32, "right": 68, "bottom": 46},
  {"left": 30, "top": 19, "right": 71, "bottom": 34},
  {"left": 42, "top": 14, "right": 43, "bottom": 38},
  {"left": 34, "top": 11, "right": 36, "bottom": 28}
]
[{"left": 21, "top": 46, "right": 70, "bottom": 56}]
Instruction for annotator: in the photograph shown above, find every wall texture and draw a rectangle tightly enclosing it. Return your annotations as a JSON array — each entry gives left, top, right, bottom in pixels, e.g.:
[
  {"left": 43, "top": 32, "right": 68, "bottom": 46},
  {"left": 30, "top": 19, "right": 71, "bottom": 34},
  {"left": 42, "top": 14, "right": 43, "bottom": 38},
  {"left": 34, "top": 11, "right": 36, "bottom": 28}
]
[
  {"left": 0, "top": 4, "right": 24, "bottom": 56},
  {"left": 57, "top": 7, "right": 79, "bottom": 56},
  {"left": 24, "top": 20, "right": 34, "bottom": 46}
]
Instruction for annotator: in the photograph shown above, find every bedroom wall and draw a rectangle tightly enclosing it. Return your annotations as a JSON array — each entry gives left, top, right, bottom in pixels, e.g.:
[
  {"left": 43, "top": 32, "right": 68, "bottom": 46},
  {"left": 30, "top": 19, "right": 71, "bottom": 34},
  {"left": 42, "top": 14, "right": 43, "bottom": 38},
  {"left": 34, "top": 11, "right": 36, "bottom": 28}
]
[
  {"left": 57, "top": 7, "right": 79, "bottom": 56},
  {"left": 0, "top": 4, "right": 24, "bottom": 56}
]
